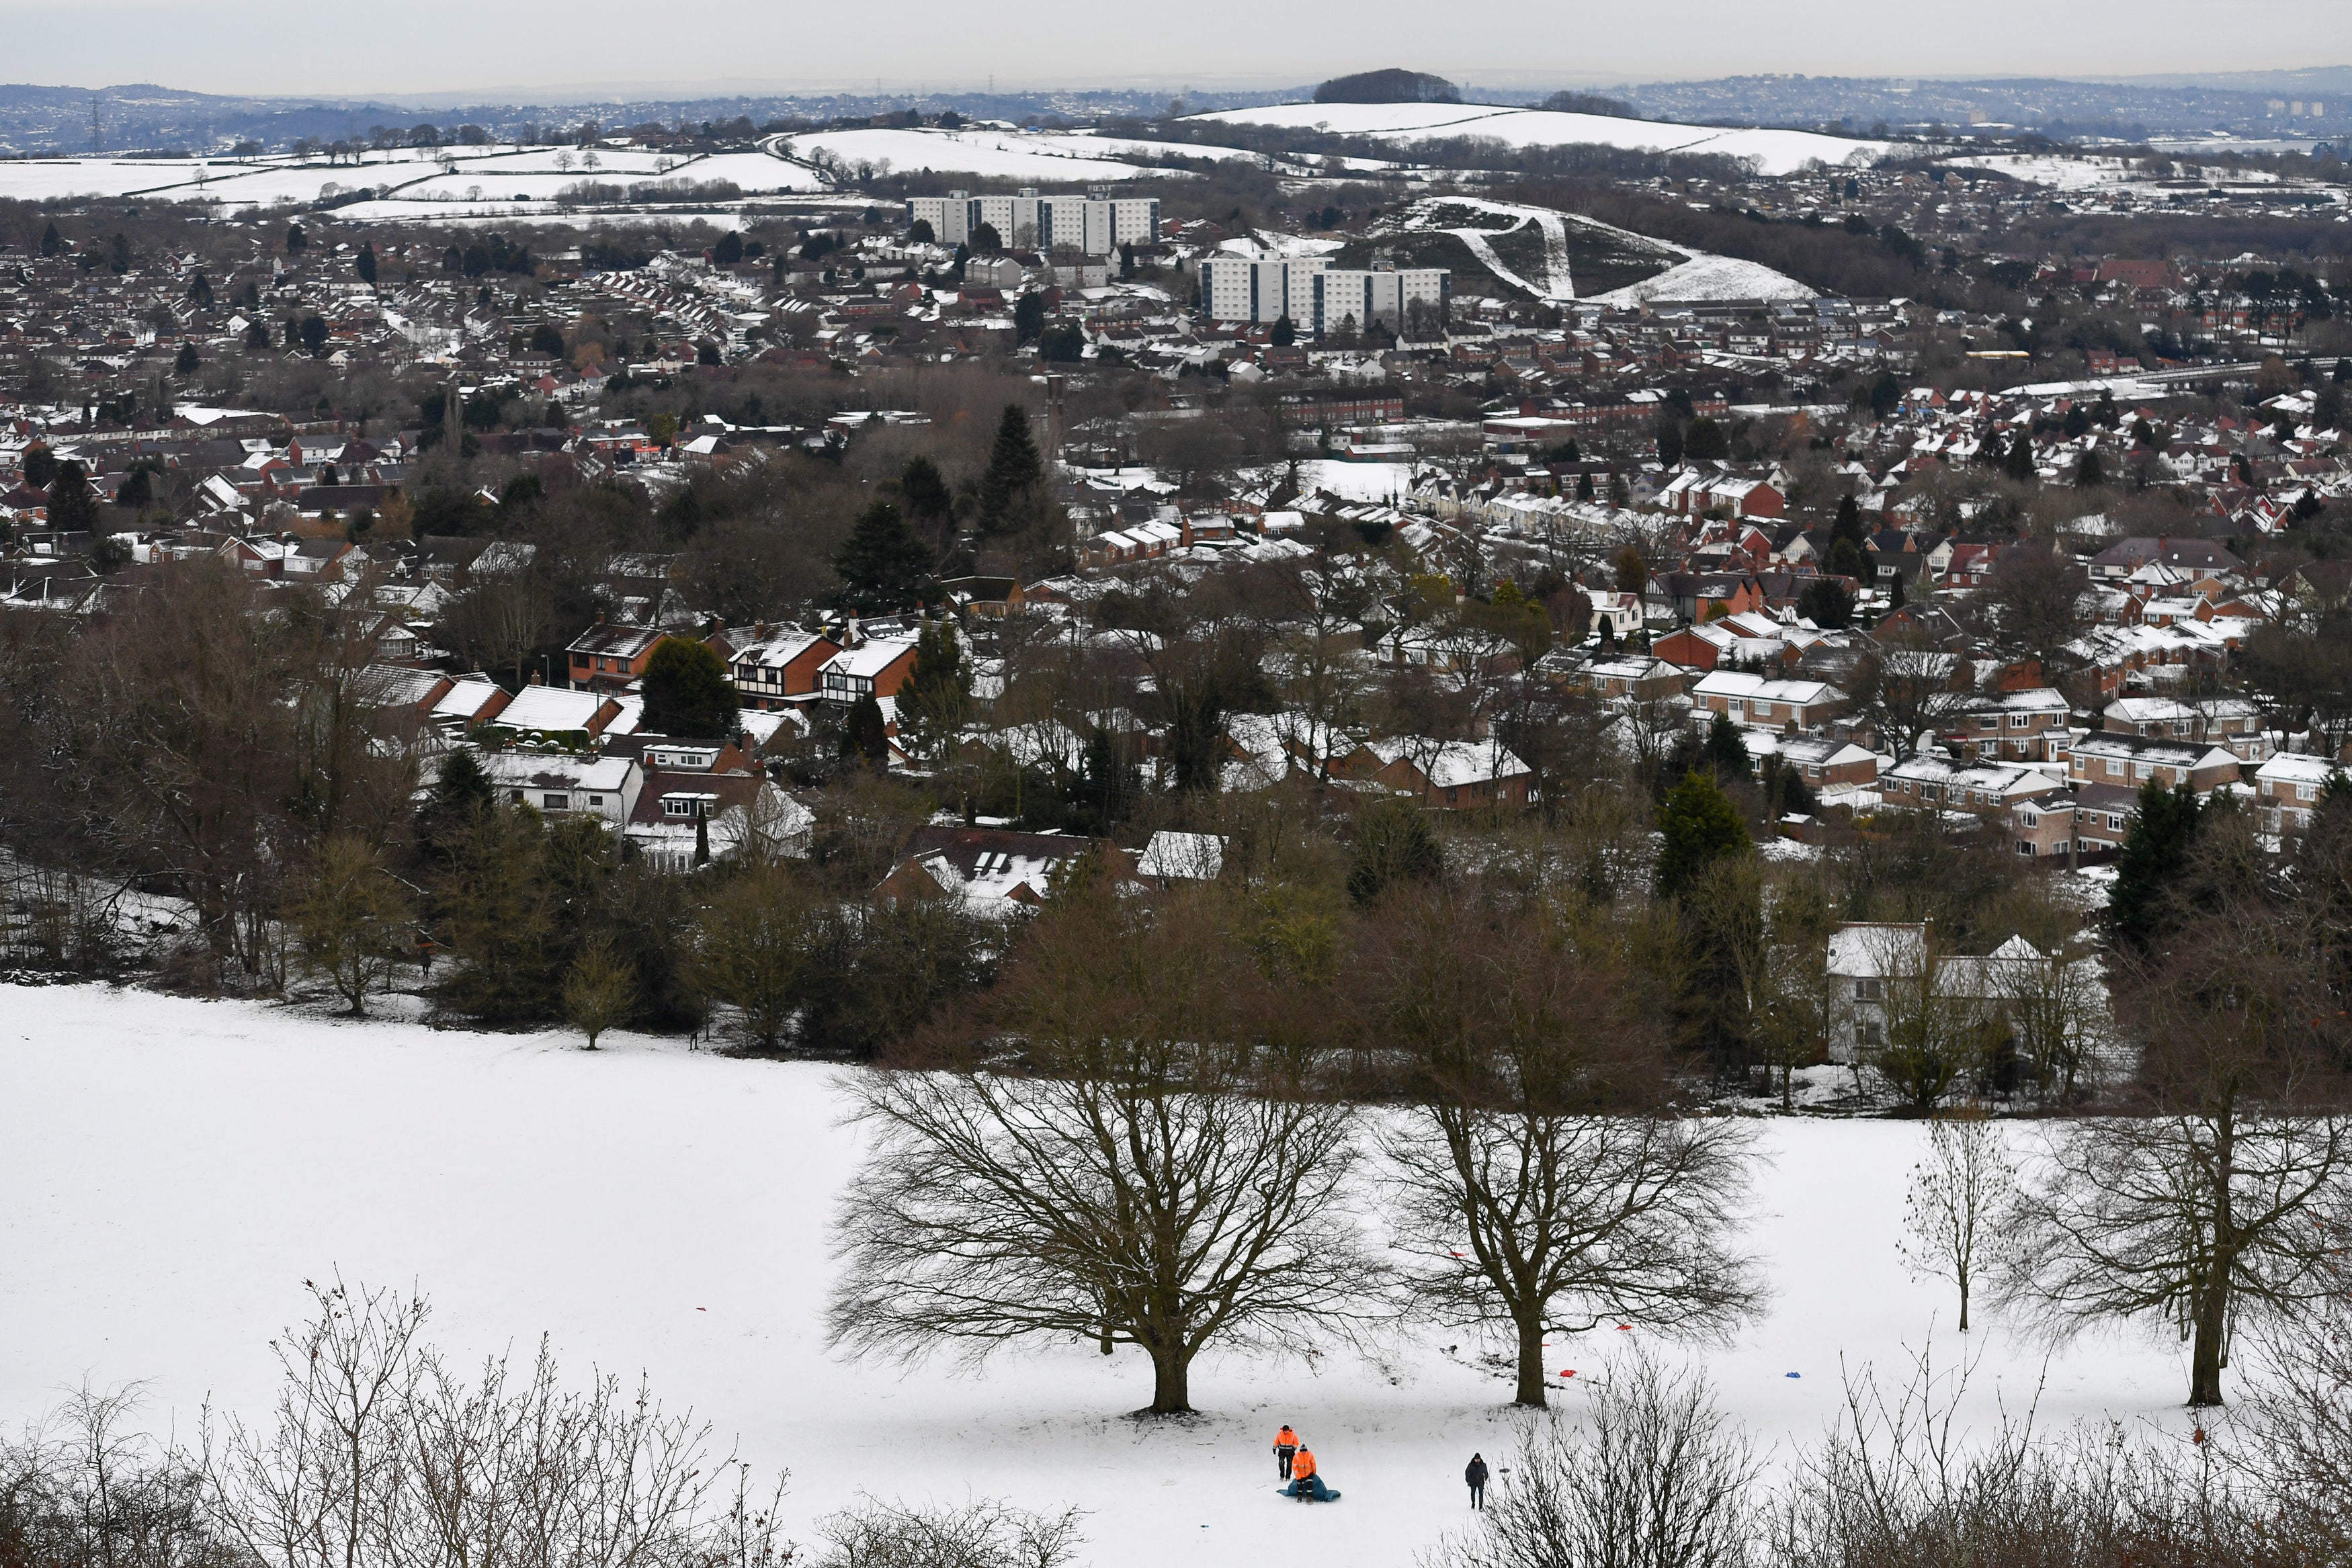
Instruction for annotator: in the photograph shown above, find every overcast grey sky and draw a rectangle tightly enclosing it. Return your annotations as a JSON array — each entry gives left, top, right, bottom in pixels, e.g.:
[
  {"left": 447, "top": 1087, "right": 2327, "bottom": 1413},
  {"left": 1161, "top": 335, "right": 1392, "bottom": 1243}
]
[{"left": 4, "top": 0, "right": 2344, "bottom": 100}]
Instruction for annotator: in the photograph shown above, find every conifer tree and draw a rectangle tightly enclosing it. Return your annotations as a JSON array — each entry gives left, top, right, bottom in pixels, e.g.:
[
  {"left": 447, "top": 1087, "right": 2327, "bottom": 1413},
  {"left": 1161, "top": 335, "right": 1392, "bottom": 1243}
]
[
  {"left": 896, "top": 618, "right": 971, "bottom": 761},
  {"left": 976, "top": 403, "right": 1044, "bottom": 534},
  {"left": 833, "top": 500, "right": 933, "bottom": 612}
]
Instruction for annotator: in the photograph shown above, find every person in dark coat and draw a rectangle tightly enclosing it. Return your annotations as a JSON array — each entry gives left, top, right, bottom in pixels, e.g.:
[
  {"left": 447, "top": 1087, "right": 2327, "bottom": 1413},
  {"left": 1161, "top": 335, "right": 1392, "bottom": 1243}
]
[{"left": 1465, "top": 1452, "right": 1488, "bottom": 1509}]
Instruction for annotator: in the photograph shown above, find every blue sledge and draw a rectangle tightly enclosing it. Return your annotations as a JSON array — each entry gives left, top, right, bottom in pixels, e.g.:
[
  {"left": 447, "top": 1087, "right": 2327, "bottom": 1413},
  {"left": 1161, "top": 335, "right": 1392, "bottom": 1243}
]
[{"left": 1279, "top": 1481, "right": 1341, "bottom": 1501}]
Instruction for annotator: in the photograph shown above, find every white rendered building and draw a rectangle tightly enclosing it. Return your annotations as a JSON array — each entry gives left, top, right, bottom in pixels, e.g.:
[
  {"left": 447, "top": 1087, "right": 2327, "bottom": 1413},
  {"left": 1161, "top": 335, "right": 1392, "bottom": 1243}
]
[{"left": 907, "top": 186, "right": 1159, "bottom": 257}]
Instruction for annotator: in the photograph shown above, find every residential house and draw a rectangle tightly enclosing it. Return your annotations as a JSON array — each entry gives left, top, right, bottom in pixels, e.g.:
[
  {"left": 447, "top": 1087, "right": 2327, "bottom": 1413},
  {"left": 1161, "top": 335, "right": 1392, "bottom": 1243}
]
[
  {"left": 2101, "top": 695, "right": 2270, "bottom": 760},
  {"left": 2067, "top": 732, "right": 2242, "bottom": 795},
  {"left": 1824, "top": 922, "right": 2106, "bottom": 1068},
  {"left": 1689, "top": 670, "right": 1844, "bottom": 733},
  {"left": 1879, "top": 755, "right": 2062, "bottom": 814},
  {"left": 873, "top": 825, "right": 1120, "bottom": 913},
  {"left": 819, "top": 637, "right": 921, "bottom": 704},
  {"left": 1777, "top": 737, "right": 1880, "bottom": 789},
  {"left": 1945, "top": 687, "right": 2071, "bottom": 764},
  {"left": 566, "top": 621, "right": 671, "bottom": 693},
  {"left": 2255, "top": 752, "right": 2343, "bottom": 836},
  {"left": 728, "top": 627, "right": 841, "bottom": 709},
  {"left": 476, "top": 750, "right": 642, "bottom": 826},
  {"left": 1331, "top": 738, "right": 1534, "bottom": 810}
]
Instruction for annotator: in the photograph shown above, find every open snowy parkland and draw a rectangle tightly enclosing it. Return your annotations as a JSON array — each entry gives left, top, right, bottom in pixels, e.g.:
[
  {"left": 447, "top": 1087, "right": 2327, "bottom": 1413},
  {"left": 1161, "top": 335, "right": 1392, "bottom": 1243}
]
[{"left": 0, "top": 982, "right": 2201, "bottom": 1566}]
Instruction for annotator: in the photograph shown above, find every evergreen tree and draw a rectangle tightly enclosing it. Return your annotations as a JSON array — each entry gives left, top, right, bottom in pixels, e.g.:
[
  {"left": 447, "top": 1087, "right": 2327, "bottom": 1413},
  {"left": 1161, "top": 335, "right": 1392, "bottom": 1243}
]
[
  {"left": 2110, "top": 779, "right": 2202, "bottom": 949},
  {"left": 1012, "top": 291, "right": 1046, "bottom": 343},
  {"left": 45, "top": 461, "right": 100, "bottom": 532},
  {"left": 1832, "top": 492, "right": 1866, "bottom": 548},
  {"left": 1701, "top": 712, "right": 1751, "bottom": 778},
  {"left": 355, "top": 241, "right": 377, "bottom": 284},
  {"left": 833, "top": 500, "right": 933, "bottom": 612},
  {"left": 1271, "top": 314, "right": 1296, "bottom": 347},
  {"left": 1827, "top": 536, "right": 1867, "bottom": 584},
  {"left": 1347, "top": 797, "right": 1443, "bottom": 906},
  {"left": 108, "top": 233, "right": 130, "bottom": 273},
  {"left": 2005, "top": 429, "right": 2038, "bottom": 483},
  {"left": 1683, "top": 417, "right": 1728, "bottom": 462},
  {"left": 39, "top": 222, "right": 59, "bottom": 257},
  {"left": 2076, "top": 449, "right": 2105, "bottom": 488},
  {"left": 21, "top": 443, "right": 55, "bottom": 489},
  {"left": 899, "top": 455, "right": 953, "bottom": 530},
  {"left": 976, "top": 403, "right": 1044, "bottom": 534},
  {"left": 895, "top": 617, "right": 971, "bottom": 760},
  {"left": 285, "top": 222, "right": 305, "bottom": 253},
  {"left": 1797, "top": 575, "right": 1854, "bottom": 629},
  {"left": 1655, "top": 769, "right": 1749, "bottom": 900},
  {"left": 174, "top": 341, "right": 200, "bottom": 376},
  {"left": 640, "top": 638, "right": 741, "bottom": 738},
  {"left": 841, "top": 693, "right": 889, "bottom": 766}
]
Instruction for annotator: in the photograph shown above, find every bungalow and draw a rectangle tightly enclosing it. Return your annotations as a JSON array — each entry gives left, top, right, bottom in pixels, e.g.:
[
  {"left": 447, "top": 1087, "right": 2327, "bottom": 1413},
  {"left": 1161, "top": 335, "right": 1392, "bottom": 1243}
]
[
  {"left": 476, "top": 750, "right": 642, "bottom": 826},
  {"left": 486, "top": 683, "right": 623, "bottom": 739}
]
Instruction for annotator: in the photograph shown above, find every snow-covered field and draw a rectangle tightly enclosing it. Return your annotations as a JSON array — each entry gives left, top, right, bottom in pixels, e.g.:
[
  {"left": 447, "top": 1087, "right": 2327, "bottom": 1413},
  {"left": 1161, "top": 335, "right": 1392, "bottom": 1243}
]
[
  {"left": 1186, "top": 103, "right": 1890, "bottom": 179},
  {"left": 0, "top": 144, "right": 825, "bottom": 212},
  {"left": 1589, "top": 253, "right": 1817, "bottom": 306},
  {"left": 773, "top": 126, "right": 1222, "bottom": 184},
  {"left": 0, "top": 984, "right": 2190, "bottom": 1566}
]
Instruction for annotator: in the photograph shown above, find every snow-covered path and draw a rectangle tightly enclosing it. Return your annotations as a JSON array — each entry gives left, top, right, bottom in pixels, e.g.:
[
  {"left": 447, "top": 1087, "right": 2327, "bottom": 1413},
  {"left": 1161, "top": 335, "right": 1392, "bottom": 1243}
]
[{"left": 0, "top": 986, "right": 2189, "bottom": 1566}]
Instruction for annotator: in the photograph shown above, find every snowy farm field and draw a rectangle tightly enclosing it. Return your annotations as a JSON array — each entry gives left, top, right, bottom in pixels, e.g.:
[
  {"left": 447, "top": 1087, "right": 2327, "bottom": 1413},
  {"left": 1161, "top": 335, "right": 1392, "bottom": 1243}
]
[
  {"left": 1185, "top": 103, "right": 1890, "bottom": 179},
  {"left": 0, "top": 984, "right": 2191, "bottom": 1567}
]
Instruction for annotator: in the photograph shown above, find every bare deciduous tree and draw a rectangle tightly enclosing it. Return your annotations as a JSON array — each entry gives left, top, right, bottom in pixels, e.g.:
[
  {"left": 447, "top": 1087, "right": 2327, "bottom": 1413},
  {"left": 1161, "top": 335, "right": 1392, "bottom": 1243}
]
[
  {"left": 827, "top": 885, "right": 1382, "bottom": 1415},
  {"left": 1896, "top": 1110, "right": 2015, "bottom": 1332},
  {"left": 1422, "top": 1349, "right": 1757, "bottom": 1568},
  {"left": 202, "top": 1273, "right": 791, "bottom": 1568},
  {"left": 813, "top": 1495, "right": 1085, "bottom": 1568},
  {"left": 1378, "top": 893, "right": 1764, "bottom": 1407},
  {"left": 1995, "top": 894, "right": 2352, "bottom": 1407}
]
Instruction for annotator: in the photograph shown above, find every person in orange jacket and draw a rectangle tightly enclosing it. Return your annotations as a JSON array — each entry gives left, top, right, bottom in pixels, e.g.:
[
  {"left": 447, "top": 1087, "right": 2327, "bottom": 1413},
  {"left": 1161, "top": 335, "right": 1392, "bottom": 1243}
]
[
  {"left": 1272, "top": 1424, "right": 1299, "bottom": 1480},
  {"left": 1287, "top": 1443, "right": 1337, "bottom": 1501}
]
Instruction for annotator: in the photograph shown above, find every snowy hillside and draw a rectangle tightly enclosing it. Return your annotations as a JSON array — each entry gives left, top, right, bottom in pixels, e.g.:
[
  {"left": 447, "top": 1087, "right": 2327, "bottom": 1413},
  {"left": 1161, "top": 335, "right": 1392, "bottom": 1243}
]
[
  {"left": 0, "top": 143, "right": 826, "bottom": 216},
  {"left": 1185, "top": 103, "right": 1891, "bottom": 179},
  {"left": 0, "top": 985, "right": 2190, "bottom": 1567},
  {"left": 1364, "top": 195, "right": 1810, "bottom": 306}
]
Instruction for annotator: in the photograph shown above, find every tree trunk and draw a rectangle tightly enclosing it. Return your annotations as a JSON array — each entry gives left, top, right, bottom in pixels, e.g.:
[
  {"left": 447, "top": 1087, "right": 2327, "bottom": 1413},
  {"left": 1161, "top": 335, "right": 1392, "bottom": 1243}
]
[
  {"left": 1513, "top": 1317, "right": 1549, "bottom": 1409},
  {"left": 1146, "top": 1346, "right": 1192, "bottom": 1415},
  {"left": 2191, "top": 1113, "right": 2237, "bottom": 1407},
  {"left": 2189, "top": 1276, "right": 2228, "bottom": 1407},
  {"left": 1956, "top": 1272, "right": 1970, "bottom": 1334}
]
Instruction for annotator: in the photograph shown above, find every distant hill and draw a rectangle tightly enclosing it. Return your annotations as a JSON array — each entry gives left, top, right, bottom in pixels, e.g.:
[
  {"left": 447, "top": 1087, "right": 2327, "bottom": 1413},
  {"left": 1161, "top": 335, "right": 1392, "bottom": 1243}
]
[{"left": 1313, "top": 69, "right": 1460, "bottom": 105}]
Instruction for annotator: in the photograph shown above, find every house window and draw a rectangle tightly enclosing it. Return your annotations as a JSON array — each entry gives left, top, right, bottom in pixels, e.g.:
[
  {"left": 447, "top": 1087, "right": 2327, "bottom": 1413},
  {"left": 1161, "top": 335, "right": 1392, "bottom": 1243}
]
[
  {"left": 2173, "top": 722, "right": 2191, "bottom": 737},
  {"left": 543, "top": 793, "right": 569, "bottom": 810},
  {"left": 587, "top": 795, "right": 604, "bottom": 808},
  {"left": 2135, "top": 763, "right": 2154, "bottom": 780},
  {"left": 2298, "top": 783, "right": 2318, "bottom": 801},
  {"left": 2020, "top": 812, "right": 2039, "bottom": 828},
  {"left": 2010, "top": 713, "right": 2029, "bottom": 728},
  {"left": 1979, "top": 716, "right": 1997, "bottom": 730},
  {"left": 2108, "top": 814, "right": 2126, "bottom": 831},
  {"left": 1855, "top": 977, "right": 1882, "bottom": 1002}
]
